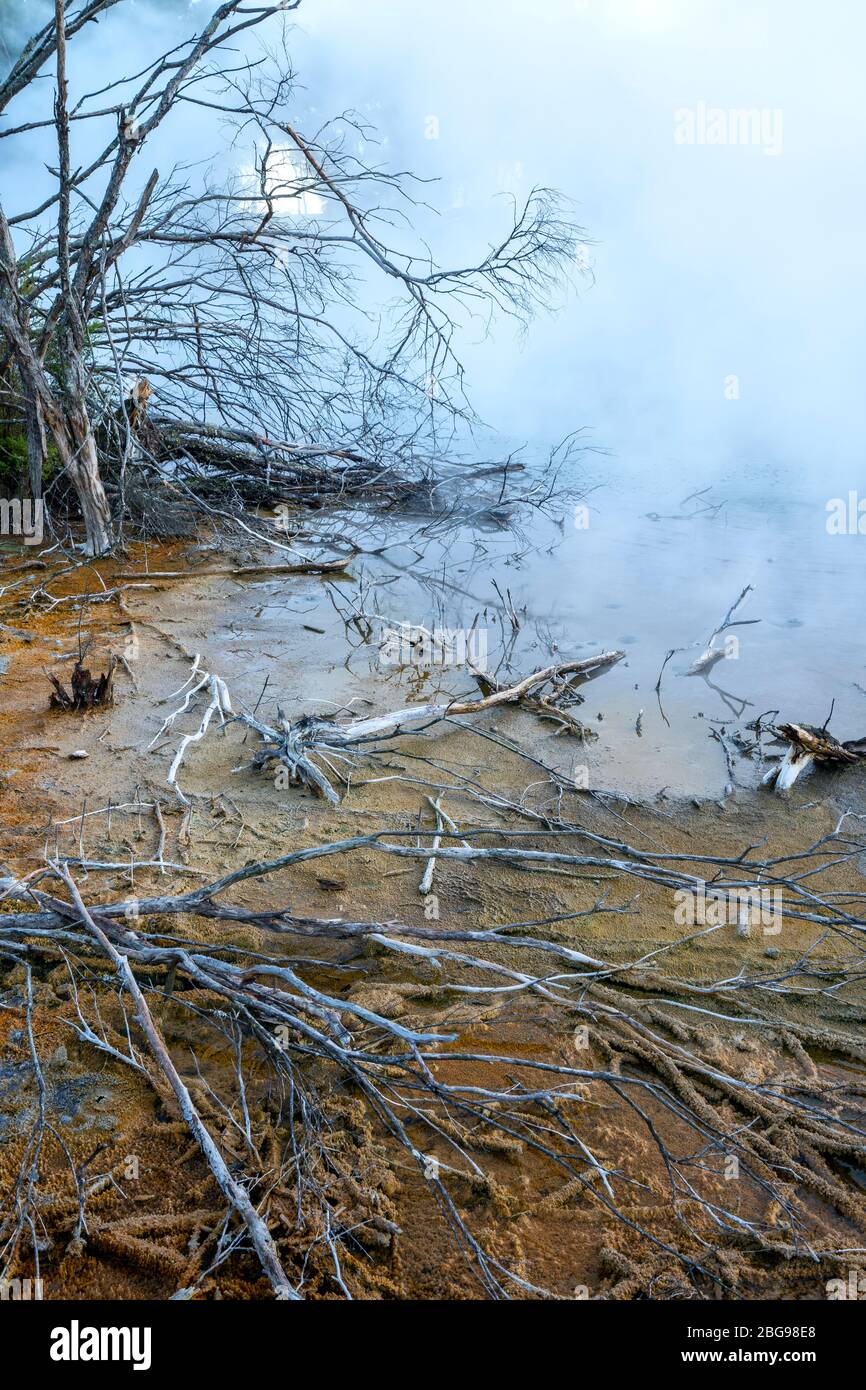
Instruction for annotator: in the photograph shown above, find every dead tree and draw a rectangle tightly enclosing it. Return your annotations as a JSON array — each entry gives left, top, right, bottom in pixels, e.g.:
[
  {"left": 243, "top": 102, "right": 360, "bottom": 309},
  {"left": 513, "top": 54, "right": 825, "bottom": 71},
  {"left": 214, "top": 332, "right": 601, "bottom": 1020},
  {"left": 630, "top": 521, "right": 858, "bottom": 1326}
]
[{"left": 0, "top": 2, "right": 584, "bottom": 553}]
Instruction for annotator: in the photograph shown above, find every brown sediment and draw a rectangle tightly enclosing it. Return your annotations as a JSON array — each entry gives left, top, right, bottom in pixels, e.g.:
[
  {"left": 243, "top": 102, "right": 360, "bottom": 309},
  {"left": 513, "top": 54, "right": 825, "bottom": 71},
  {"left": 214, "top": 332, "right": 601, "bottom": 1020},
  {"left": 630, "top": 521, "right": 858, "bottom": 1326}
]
[{"left": 1, "top": 542, "right": 866, "bottom": 1300}]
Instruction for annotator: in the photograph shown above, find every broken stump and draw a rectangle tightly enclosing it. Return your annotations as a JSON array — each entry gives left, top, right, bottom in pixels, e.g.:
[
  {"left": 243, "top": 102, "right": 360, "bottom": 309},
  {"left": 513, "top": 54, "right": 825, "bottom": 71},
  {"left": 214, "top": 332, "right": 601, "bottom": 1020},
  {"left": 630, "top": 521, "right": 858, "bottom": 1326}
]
[{"left": 49, "top": 655, "right": 117, "bottom": 711}]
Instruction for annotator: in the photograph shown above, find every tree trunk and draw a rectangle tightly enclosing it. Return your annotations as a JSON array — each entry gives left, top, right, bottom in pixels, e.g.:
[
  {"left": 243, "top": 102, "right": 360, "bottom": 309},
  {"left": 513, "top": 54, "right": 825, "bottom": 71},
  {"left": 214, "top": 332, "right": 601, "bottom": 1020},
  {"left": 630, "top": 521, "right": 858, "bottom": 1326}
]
[
  {"left": 22, "top": 379, "right": 46, "bottom": 502},
  {"left": 49, "top": 322, "right": 115, "bottom": 554},
  {"left": 51, "top": 405, "right": 114, "bottom": 555},
  {"left": 0, "top": 282, "right": 115, "bottom": 554}
]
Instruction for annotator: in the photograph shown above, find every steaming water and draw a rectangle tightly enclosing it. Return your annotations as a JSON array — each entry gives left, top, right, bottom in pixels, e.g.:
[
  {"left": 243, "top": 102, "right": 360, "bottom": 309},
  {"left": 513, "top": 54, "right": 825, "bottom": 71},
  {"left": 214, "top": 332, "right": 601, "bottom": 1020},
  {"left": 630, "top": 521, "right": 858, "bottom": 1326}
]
[{"left": 278, "top": 450, "right": 865, "bottom": 801}]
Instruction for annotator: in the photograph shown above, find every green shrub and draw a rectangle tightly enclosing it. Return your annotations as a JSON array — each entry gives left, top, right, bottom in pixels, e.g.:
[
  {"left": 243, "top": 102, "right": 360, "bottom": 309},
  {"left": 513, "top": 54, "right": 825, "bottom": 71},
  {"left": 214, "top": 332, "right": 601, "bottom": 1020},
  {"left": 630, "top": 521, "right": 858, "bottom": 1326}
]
[{"left": 0, "top": 430, "right": 60, "bottom": 491}]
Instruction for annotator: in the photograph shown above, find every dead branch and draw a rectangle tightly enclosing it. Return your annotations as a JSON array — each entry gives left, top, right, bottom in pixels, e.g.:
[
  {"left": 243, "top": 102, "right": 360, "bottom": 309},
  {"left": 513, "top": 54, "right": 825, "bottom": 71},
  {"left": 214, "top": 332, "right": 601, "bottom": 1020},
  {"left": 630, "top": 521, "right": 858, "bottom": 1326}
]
[
  {"left": 53, "top": 864, "right": 301, "bottom": 1301},
  {"left": 114, "top": 561, "right": 351, "bottom": 581},
  {"left": 1, "top": 812, "right": 865, "bottom": 1297},
  {"left": 236, "top": 651, "right": 624, "bottom": 802}
]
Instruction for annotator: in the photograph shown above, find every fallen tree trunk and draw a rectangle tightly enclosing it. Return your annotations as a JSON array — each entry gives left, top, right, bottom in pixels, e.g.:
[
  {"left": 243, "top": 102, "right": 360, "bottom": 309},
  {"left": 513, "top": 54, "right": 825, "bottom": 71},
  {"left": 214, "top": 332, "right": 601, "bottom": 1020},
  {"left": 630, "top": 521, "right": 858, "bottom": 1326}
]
[
  {"left": 114, "top": 560, "right": 351, "bottom": 581},
  {"left": 155, "top": 651, "right": 625, "bottom": 803}
]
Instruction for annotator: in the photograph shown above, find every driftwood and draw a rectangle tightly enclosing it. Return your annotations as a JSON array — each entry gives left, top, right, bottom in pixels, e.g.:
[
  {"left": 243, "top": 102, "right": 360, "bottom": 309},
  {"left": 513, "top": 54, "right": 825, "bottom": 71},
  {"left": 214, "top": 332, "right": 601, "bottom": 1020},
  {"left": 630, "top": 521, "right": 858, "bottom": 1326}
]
[
  {"left": 241, "top": 652, "right": 624, "bottom": 803},
  {"left": 48, "top": 655, "right": 116, "bottom": 710},
  {"left": 469, "top": 657, "right": 610, "bottom": 735},
  {"left": 147, "top": 657, "right": 233, "bottom": 804},
  {"left": 215, "top": 650, "right": 622, "bottom": 806},
  {"left": 656, "top": 584, "right": 760, "bottom": 724},
  {"left": 764, "top": 722, "right": 866, "bottom": 792},
  {"left": 150, "top": 651, "right": 623, "bottom": 805}
]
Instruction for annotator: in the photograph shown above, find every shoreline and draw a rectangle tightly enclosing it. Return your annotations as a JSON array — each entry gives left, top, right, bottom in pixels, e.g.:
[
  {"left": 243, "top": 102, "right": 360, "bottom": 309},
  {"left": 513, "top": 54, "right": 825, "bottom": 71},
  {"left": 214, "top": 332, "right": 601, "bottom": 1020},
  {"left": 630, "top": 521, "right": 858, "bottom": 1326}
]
[{"left": 1, "top": 537, "right": 865, "bottom": 1300}]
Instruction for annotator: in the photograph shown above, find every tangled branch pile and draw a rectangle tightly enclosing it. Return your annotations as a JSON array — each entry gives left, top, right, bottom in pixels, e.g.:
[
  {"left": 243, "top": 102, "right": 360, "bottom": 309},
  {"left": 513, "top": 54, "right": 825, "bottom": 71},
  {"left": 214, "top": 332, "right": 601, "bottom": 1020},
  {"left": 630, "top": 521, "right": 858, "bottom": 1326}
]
[{"left": 2, "top": 796, "right": 866, "bottom": 1298}]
